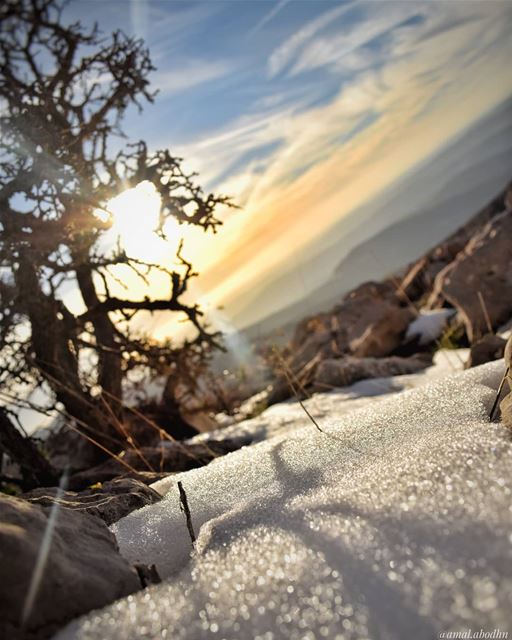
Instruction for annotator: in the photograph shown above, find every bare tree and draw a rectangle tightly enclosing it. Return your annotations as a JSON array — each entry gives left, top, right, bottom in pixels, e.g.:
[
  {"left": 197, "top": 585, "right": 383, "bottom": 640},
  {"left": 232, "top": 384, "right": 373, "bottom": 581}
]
[{"left": 0, "top": 0, "right": 232, "bottom": 454}]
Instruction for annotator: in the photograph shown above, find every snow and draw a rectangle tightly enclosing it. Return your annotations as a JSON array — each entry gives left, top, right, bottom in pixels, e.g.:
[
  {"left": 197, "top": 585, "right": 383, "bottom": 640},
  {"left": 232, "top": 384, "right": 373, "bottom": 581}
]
[
  {"left": 189, "top": 348, "right": 470, "bottom": 447},
  {"left": 405, "top": 308, "right": 456, "bottom": 345},
  {"left": 56, "top": 357, "right": 512, "bottom": 640}
]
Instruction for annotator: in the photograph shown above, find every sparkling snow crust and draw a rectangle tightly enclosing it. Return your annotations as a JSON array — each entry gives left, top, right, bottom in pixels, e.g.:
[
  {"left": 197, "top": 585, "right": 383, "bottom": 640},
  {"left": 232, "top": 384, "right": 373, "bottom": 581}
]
[{"left": 57, "top": 360, "right": 512, "bottom": 640}]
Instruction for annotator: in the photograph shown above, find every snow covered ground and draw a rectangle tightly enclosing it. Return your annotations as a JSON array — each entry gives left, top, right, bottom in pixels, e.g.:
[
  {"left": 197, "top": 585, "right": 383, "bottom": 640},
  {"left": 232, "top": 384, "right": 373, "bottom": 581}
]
[
  {"left": 405, "top": 308, "right": 456, "bottom": 346},
  {"left": 204, "top": 348, "right": 470, "bottom": 445},
  {"left": 56, "top": 353, "right": 512, "bottom": 640}
]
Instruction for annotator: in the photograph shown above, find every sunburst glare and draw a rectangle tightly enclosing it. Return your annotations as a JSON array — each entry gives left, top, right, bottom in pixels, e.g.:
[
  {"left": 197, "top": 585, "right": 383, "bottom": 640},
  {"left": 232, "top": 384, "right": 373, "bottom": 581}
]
[{"left": 102, "top": 181, "right": 182, "bottom": 262}]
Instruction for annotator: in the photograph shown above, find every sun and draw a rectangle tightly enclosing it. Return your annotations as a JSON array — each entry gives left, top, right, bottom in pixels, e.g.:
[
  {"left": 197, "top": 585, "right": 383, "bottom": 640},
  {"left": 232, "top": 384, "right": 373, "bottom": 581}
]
[
  {"left": 92, "top": 181, "right": 192, "bottom": 306},
  {"left": 103, "top": 181, "right": 183, "bottom": 262},
  {"left": 93, "top": 180, "right": 219, "bottom": 325}
]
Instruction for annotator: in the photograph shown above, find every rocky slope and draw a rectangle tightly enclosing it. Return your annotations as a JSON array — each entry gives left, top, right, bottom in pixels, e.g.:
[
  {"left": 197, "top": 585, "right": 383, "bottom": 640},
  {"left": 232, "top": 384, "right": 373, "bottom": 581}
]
[{"left": 267, "top": 180, "right": 512, "bottom": 403}]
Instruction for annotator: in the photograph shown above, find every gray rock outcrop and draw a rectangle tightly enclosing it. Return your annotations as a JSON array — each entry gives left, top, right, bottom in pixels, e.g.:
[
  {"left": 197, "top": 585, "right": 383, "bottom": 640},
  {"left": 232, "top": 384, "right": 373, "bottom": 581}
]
[
  {"left": 269, "top": 282, "right": 414, "bottom": 403},
  {"left": 0, "top": 493, "right": 140, "bottom": 639},
  {"left": 427, "top": 210, "right": 512, "bottom": 341},
  {"left": 313, "top": 355, "right": 430, "bottom": 391},
  {"left": 401, "top": 183, "right": 511, "bottom": 302},
  {"left": 23, "top": 477, "right": 161, "bottom": 526}
]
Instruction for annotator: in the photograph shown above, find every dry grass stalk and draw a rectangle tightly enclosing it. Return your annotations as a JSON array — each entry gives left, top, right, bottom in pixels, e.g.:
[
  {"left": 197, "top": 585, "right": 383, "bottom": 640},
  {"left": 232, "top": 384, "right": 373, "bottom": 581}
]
[
  {"left": 272, "top": 347, "right": 325, "bottom": 433},
  {"left": 490, "top": 366, "right": 510, "bottom": 421},
  {"left": 101, "top": 387, "right": 220, "bottom": 464},
  {"left": 477, "top": 290, "right": 493, "bottom": 336},
  {"left": 99, "top": 394, "right": 155, "bottom": 472},
  {"left": 21, "top": 354, "right": 220, "bottom": 470}
]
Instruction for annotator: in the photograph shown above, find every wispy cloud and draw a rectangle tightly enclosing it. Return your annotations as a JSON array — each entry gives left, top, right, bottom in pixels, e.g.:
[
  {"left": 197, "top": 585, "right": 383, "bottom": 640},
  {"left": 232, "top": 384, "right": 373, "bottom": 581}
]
[
  {"left": 152, "top": 60, "right": 233, "bottom": 95},
  {"left": 197, "top": 0, "right": 512, "bottom": 197},
  {"left": 167, "top": 0, "right": 512, "bottom": 309},
  {"left": 288, "top": 3, "right": 425, "bottom": 76},
  {"left": 130, "top": 0, "right": 150, "bottom": 42},
  {"left": 268, "top": 2, "right": 354, "bottom": 76},
  {"left": 250, "top": 0, "right": 291, "bottom": 36}
]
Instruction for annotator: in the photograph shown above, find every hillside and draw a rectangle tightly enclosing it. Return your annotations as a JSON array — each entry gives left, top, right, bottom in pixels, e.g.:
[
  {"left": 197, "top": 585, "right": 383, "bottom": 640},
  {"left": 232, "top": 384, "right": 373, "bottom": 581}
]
[{"left": 236, "top": 95, "right": 512, "bottom": 336}]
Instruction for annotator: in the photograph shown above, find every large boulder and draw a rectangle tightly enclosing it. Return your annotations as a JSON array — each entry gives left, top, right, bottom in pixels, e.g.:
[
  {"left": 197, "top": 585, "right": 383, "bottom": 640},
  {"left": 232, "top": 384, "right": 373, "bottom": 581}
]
[
  {"left": 313, "top": 355, "right": 430, "bottom": 391},
  {"left": 22, "top": 477, "right": 161, "bottom": 526},
  {"left": 0, "top": 493, "right": 140, "bottom": 639},
  {"left": 427, "top": 209, "right": 512, "bottom": 341},
  {"left": 288, "top": 281, "right": 406, "bottom": 363}
]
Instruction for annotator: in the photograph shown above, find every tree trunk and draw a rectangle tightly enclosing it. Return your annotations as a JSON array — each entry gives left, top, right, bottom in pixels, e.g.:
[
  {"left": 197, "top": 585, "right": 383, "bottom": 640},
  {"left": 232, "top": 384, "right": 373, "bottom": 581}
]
[
  {"left": 0, "top": 408, "right": 58, "bottom": 490},
  {"left": 75, "top": 263, "right": 123, "bottom": 413},
  {"left": 16, "top": 259, "right": 120, "bottom": 459}
]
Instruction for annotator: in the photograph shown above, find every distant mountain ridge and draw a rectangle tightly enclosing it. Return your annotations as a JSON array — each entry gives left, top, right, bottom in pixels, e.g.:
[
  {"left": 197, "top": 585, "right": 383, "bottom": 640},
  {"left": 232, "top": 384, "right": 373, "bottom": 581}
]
[{"left": 233, "top": 95, "right": 512, "bottom": 340}]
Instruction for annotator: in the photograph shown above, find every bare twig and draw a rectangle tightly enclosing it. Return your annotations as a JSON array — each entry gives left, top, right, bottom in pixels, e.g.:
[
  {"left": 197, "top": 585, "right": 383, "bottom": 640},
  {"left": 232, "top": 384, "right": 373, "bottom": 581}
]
[{"left": 178, "top": 480, "right": 196, "bottom": 545}]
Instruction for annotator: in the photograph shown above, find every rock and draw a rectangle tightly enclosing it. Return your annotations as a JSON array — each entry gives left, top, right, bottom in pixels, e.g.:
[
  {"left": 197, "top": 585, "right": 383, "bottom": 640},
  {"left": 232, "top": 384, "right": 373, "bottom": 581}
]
[
  {"left": 335, "top": 281, "right": 413, "bottom": 358},
  {"left": 122, "top": 402, "right": 199, "bottom": 447},
  {"left": 22, "top": 477, "right": 161, "bottom": 526},
  {"left": 401, "top": 254, "right": 450, "bottom": 301},
  {"left": 180, "top": 410, "right": 218, "bottom": 433},
  {"left": 500, "top": 391, "right": 512, "bottom": 428},
  {"left": 268, "top": 281, "right": 414, "bottom": 404},
  {"left": 465, "top": 334, "right": 507, "bottom": 368},
  {"left": 0, "top": 409, "right": 58, "bottom": 491},
  {"left": 348, "top": 302, "right": 414, "bottom": 358},
  {"left": 401, "top": 182, "right": 511, "bottom": 302},
  {"left": 134, "top": 563, "right": 162, "bottom": 588},
  {"left": 0, "top": 493, "right": 140, "bottom": 639},
  {"left": 289, "top": 281, "right": 404, "bottom": 366},
  {"left": 313, "top": 355, "right": 431, "bottom": 390},
  {"left": 501, "top": 336, "right": 512, "bottom": 428},
  {"left": 163, "top": 363, "right": 272, "bottom": 431},
  {"left": 505, "top": 334, "right": 512, "bottom": 368},
  {"left": 426, "top": 208, "right": 512, "bottom": 342},
  {"left": 43, "top": 420, "right": 101, "bottom": 472},
  {"left": 42, "top": 404, "right": 205, "bottom": 474},
  {"left": 268, "top": 183, "right": 512, "bottom": 406}
]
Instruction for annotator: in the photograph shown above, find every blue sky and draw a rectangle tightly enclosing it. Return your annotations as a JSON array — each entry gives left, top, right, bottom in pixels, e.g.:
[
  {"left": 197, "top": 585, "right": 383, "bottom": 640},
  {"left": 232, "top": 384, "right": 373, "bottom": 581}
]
[{"left": 65, "top": 0, "right": 512, "bottom": 330}]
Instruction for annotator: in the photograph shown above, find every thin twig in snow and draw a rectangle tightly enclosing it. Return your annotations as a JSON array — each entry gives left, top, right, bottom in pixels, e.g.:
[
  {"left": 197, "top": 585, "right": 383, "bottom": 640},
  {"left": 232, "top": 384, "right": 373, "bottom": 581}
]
[{"left": 178, "top": 481, "right": 196, "bottom": 545}]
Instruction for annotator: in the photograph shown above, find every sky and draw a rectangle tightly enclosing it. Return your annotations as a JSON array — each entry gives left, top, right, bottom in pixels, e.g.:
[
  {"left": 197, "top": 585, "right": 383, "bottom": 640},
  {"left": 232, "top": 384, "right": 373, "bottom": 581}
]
[{"left": 66, "top": 0, "right": 512, "bottom": 333}]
